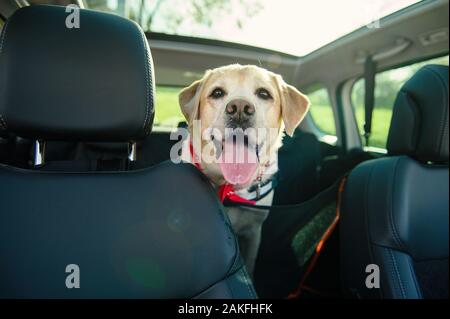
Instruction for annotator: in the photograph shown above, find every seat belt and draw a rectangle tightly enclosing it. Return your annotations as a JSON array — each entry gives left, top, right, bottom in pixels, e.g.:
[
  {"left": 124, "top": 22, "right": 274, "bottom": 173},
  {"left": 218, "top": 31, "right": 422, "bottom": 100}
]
[{"left": 363, "top": 56, "right": 377, "bottom": 147}]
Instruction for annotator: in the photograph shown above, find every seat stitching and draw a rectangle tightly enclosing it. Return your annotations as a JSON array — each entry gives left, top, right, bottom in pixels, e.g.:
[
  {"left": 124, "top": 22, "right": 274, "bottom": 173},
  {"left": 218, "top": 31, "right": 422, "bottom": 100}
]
[
  {"left": 135, "top": 23, "right": 150, "bottom": 133},
  {"left": 406, "top": 255, "right": 423, "bottom": 298},
  {"left": 0, "top": 19, "right": 10, "bottom": 134},
  {"left": 385, "top": 249, "right": 399, "bottom": 297},
  {"left": 422, "top": 66, "right": 448, "bottom": 159},
  {"left": 240, "top": 266, "right": 256, "bottom": 299},
  {"left": 388, "top": 248, "right": 406, "bottom": 298},
  {"left": 364, "top": 164, "right": 375, "bottom": 255},
  {"left": 363, "top": 163, "right": 384, "bottom": 298},
  {"left": 191, "top": 266, "right": 255, "bottom": 299},
  {"left": 0, "top": 18, "right": 10, "bottom": 55},
  {"left": 140, "top": 29, "right": 150, "bottom": 131},
  {"left": 389, "top": 158, "right": 407, "bottom": 251}
]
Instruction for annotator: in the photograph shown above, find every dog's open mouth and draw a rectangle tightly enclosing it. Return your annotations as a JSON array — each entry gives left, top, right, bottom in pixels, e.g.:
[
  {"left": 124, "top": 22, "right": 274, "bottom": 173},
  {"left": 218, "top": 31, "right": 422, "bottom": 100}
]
[{"left": 217, "top": 133, "right": 259, "bottom": 185}]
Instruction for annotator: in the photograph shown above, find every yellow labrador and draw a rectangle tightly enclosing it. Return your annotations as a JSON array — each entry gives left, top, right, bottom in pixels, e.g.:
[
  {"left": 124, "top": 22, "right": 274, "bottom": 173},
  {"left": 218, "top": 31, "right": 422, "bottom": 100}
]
[{"left": 178, "top": 64, "right": 310, "bottom": 277}]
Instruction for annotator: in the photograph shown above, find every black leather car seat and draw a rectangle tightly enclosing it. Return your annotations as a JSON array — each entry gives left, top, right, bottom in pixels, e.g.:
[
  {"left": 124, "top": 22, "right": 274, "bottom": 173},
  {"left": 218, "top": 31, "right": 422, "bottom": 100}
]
[
  {"left": 273, "top": 130, "right": 321, "bottom": 205},
  {"left": 340, "top": 65, "right": 449, "bottom": 299},
  {"left": 0, "top": 5, "right": 255, "bottom": 298}
]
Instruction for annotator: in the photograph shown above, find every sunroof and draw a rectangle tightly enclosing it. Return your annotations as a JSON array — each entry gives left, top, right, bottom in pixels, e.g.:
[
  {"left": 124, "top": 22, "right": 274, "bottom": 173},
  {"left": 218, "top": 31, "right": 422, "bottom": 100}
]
[{"left": 85, "top": 0, "right": 423, "bottom": 56}]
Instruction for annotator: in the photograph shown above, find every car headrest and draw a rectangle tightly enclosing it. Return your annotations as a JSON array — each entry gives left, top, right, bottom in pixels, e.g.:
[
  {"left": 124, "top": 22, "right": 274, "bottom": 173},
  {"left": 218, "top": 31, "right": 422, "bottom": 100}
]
[
  {"left": 387, "top": 64, "right": 449, "bottom": 163},
  {"left": 0, "top": 5, "right": 154, "bottom": 142}
]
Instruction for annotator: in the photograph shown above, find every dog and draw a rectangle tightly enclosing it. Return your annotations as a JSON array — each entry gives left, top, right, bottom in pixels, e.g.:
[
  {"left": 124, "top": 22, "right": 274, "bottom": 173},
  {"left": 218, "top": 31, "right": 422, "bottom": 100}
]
[{"left": 178, "top": 64, "right": 310, "bottom": 277}]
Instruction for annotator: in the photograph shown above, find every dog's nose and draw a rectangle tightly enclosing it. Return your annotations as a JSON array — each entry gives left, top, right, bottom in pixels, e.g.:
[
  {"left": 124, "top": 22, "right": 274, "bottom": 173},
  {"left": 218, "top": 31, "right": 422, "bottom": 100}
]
[{"left": 225, "top": 99, "right": 255, "bottom": 118}]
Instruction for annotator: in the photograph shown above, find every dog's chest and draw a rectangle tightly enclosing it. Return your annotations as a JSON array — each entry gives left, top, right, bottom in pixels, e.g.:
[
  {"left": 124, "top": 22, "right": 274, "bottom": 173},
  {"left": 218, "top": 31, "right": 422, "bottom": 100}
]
[{"left": 226, "top": 190, "right": 273, "bottom": 235}]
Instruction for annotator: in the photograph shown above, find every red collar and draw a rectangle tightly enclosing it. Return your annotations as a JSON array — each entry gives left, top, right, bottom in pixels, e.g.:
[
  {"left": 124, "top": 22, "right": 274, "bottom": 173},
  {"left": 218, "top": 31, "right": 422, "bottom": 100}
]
[
  {"left": 189, "top": 142, "right": 256, "bottom": 205},
  {"left": 217, "top": 183, "right": 257, "bottom": 205}
]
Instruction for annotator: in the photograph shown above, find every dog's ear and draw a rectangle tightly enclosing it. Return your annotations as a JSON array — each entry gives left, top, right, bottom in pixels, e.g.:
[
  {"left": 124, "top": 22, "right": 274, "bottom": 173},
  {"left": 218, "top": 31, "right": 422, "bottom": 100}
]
[
  {"left": 275, "top": 76, "right": 310, "bottom": 137},
  {"left": 179, "top": 77, "right": 205, "bottom": 124}
]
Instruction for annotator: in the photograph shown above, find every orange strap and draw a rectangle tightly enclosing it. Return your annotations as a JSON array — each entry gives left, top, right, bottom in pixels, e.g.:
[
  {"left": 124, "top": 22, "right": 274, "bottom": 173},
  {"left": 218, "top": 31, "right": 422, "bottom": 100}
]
[{"left": 287, "top": 176, "right": 348, "bottom": 299}]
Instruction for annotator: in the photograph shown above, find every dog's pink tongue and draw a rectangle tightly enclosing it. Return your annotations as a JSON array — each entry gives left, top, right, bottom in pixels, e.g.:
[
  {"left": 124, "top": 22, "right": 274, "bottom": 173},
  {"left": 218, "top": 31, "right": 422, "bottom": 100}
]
[{"left": 220, "top": 141, "right": 258, "bottom": 185}]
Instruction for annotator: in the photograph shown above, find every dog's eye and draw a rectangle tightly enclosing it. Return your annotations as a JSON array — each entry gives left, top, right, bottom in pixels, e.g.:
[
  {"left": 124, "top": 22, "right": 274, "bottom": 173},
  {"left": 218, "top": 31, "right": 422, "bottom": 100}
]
[
  {"left": 210, "top": 88, "right": 226, "bottom": 99},
  {"left": 256, "top": 88, "right": 272, "bottom": 100}
]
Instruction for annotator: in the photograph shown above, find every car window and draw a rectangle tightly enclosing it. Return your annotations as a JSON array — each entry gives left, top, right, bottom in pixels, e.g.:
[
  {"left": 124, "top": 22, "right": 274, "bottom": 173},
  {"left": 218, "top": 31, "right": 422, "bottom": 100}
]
[
  {"left": 83, "top": 0, "right": 422, "bottom": 56},
  {"left": 307, "top": 85, "right": 336, "bottom": 137},
  {"left": 154, "top": 86, "right": 185, "bottom": 128},
  {"left": 351, "top": 55, "right": 449, "bottom": 149}
]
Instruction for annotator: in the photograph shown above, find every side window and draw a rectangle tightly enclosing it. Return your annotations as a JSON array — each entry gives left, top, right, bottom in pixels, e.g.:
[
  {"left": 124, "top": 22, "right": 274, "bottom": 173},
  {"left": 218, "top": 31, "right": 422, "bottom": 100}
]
[
  {"left": 307, "top": 85, "right": 336, "bottom": 137},
  {"left": 154, "top": 86, "right": 185, "bottom": 128},
  {"left": 351, "top": 55, "right": 449, "bottom": 149}
]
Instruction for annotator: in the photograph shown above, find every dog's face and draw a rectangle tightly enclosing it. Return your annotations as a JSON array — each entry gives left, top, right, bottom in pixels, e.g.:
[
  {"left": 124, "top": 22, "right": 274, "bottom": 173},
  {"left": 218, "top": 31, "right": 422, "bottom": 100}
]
[{"left": 179, "top": 64, "right": 310, "bottom": 186}]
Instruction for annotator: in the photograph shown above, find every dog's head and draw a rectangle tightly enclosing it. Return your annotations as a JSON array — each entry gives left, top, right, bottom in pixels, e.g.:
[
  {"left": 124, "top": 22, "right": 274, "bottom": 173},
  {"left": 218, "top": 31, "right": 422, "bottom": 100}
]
[{"left": 179, "top": 64, "right": 310, "bottom": 186}]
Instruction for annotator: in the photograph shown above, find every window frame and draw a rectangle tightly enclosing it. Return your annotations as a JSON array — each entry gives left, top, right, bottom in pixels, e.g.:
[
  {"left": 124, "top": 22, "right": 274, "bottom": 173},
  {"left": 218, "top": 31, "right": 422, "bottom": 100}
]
[
  {"left": 151, "top": 84, "right": 186, "bottom": 132},
  {"left": 304, "top": 83, "right": 338, "bottom": 145},
  {"left": 347, "top": 53, "right": 450, "bottom": 153}
]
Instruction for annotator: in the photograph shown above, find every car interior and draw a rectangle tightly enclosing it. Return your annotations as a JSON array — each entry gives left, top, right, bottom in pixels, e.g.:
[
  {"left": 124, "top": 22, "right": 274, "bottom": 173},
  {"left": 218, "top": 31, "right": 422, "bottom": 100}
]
[{"left": 0, "top": 0, "right": 448, "bottom": 299}]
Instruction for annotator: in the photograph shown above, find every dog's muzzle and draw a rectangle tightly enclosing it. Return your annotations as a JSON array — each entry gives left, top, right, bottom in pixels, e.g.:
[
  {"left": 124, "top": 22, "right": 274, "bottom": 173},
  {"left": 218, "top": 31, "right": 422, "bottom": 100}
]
[{"left": 225, "top": 98, "right": 255, "bottom": 129}]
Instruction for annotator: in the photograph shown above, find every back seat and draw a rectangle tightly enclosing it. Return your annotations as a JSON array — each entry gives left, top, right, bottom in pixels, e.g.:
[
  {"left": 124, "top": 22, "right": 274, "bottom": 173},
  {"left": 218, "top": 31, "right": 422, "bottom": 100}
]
[{"left": 274, "top": 130, "right": 321, "bottom": 205}]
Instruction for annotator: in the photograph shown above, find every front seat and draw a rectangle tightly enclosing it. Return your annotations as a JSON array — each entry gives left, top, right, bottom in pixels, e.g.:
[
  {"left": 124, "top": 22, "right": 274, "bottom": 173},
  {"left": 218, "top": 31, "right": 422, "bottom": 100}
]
[
  {"left": 0, "top": 5, "right": 255, "bottom": 299},
  {"left": 340, "top": 64, "right": 449, "bottom": 299}
]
